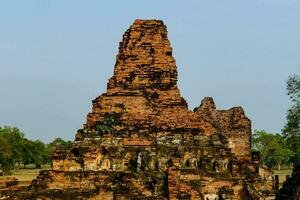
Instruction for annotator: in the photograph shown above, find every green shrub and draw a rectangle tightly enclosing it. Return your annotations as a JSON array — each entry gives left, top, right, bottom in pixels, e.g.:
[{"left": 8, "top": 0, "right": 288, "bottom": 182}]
[{"left": 96, "top": 116, "right": 118, "bottom": 136}]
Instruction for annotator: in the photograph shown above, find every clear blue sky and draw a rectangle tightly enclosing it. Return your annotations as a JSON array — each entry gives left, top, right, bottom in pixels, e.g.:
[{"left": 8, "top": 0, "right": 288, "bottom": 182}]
[{"left": 0, "top": 1, "right": 299, "bottom": 142}]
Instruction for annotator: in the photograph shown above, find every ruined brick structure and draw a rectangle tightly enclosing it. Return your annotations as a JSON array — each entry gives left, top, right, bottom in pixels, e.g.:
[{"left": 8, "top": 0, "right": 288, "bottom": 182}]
[{"left": 1, "top": 19, "right": 275, "bottom": 200}]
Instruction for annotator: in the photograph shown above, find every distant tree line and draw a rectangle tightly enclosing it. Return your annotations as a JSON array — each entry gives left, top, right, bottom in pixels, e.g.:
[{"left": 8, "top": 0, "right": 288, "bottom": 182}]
[
  {"left": 252, "top": 71, "right": 300, "bottom": 169},
  {"left": 0, "top": 126, "right": 71, "bottom": 175}
]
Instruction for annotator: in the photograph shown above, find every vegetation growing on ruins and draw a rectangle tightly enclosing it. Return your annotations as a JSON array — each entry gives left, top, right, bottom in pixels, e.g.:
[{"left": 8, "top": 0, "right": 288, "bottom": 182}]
[{"left": 96, "top": 116, "right": 118, "bottom": 136}]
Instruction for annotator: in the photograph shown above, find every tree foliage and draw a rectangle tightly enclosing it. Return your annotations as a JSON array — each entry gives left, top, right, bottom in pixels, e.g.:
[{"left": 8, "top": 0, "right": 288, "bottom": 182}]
[
  {"left": 0, "top": 126, "right": 24, "bottom": 170},
  {"left": 252, "top": 130, "right": 292, "bottom": 169},
  {"left": 283, "top": 72, "right": 300, "bottom": 165},
  {"left": 0, "top": 137, "right": 12, "bottom": 173},
  {"left": 0, "top": 126, "right": 71, "bottom": 174}
]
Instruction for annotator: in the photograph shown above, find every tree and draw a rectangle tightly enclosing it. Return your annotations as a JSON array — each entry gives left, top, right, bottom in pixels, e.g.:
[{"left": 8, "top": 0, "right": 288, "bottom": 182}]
[
  {"left": 31, "top": 140, "right": 47, "bottom": 168},
  {"left": 0, "top": 137, "right": 12, "bottom": 174},
  {"left": 283, "top": 73, "right": 300, "bottom": 165},
  {"left": 21, "top": 139, "right": 35, "bottom": 168},
  {"left": 252, "top": 130, "right": 292, "bottom": 169},
  {"left": 21, "top": 139, "right": 49, "bottom": 168},
  {"left": 0, "top": 126, "right": 25, "bottom": 169}
]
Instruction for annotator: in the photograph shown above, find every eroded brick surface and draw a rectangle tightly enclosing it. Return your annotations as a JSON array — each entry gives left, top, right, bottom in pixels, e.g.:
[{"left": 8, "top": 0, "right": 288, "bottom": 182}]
[{"left": 0, "top": 19, "right": 275, "bottom": 200}]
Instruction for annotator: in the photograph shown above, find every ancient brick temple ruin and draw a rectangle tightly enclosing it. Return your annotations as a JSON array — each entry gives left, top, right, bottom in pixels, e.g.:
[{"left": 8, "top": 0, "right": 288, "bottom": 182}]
[{"left": 1, "top": 20, "right": 275, "bottom": 199}]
